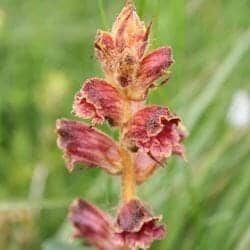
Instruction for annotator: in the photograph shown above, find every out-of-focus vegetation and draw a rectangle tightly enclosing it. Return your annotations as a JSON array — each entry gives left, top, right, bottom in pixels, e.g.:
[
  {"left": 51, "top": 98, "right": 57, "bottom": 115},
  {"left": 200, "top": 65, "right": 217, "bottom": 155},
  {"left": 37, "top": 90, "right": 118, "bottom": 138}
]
[{"left": 0, "top": 0, "right": 249, "bottom": 249}]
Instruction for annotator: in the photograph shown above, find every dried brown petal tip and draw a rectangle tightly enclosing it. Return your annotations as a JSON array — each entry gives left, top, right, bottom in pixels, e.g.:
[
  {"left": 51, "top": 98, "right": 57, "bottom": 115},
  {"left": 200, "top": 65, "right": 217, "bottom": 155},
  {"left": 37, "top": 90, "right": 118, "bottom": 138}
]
[
  {"left": 115, "top": 199, "right": 166, "bottom": 249},
  {"left": 70, "top": 199, "right": 122, "bottom": 250},
  {"left": 56, "top": 119, "right": 122, "bottom": 174}
]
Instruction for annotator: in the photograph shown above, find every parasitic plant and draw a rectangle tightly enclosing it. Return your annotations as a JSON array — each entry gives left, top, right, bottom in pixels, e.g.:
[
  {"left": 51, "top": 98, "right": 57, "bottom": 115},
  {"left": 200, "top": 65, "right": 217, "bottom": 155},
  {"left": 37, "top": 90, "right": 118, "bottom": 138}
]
[{"left": 56, "top": 0, "right": 187, "bottom": 249}]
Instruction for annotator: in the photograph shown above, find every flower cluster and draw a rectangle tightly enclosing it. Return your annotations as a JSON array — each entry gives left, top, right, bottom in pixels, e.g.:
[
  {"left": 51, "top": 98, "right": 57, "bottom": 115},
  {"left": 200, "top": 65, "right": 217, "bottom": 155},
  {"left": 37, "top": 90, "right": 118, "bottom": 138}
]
[{"left": 56, "top": 1, "right": 187, "bottom": 249}]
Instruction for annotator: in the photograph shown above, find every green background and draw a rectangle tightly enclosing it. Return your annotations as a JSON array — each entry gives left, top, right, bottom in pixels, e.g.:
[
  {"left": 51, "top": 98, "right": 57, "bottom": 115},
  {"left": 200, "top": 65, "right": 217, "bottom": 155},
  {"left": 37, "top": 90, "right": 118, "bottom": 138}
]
[{"left": 0, "top": 0, "right": 249, "bottom": 249}]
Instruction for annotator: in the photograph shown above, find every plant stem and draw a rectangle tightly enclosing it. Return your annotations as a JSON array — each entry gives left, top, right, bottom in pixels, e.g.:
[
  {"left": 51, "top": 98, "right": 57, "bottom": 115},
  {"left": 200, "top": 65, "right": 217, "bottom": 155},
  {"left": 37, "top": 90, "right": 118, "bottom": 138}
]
[{"left": 121, "top": 148, "right": 136, "bottom": 203}]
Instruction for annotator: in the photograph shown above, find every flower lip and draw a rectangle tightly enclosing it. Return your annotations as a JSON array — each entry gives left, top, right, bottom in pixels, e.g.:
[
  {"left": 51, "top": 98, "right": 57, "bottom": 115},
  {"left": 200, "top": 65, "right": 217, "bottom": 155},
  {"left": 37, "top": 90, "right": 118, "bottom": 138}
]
[
  {"left": 116, "top": 199, "right": 153, "bottom": 232},
  {"left": 115, "top": 199, "right": 166, "bottom": 249}
]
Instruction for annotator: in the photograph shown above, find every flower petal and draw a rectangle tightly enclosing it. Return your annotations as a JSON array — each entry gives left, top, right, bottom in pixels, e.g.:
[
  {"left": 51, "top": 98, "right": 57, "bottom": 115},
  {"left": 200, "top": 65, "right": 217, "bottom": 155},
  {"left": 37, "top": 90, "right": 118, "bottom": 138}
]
[
  {"left": 134, "top": 151, "right": 158, "bottom": 184},
  {"left": 70, "top": 199, "right": 122, "bottom": 250},
  {"left": 56, "top": 119, "right": 122, "bottom": 174},
  {"left": 112, "top": 1, "right": 149, "bottom": 57},
  {"left": 115, "top": 199, "right": 166, "bottom": 249},
  {"left": 128, "top": 47, "right": 174, "bottom": 100},
  {"left": 138, "top": 47, "right": 173, "bottom": 85},
  {"left": 95, "top": 30, "right": 116, "bottom": 77},
  {"left": 124, "top": 106, "right": 186, "bottom": 161},
  {"left": 73, "top": 78, "right": 124, "bottom": 126}
]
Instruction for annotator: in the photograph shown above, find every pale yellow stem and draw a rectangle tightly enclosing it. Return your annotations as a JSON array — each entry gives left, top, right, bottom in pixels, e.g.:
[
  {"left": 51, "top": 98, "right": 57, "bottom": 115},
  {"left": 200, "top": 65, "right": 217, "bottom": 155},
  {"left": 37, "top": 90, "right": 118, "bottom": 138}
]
[{"left": 121, "top": 148, "right": 136, "bottom": 203}]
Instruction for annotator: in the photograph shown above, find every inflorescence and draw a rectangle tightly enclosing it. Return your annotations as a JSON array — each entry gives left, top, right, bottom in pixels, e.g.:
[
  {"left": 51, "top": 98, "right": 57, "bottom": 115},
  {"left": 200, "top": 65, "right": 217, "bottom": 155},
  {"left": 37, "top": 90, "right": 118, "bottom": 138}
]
[{"left": 56, "top": 1, "right": 187, "bottom": 249}]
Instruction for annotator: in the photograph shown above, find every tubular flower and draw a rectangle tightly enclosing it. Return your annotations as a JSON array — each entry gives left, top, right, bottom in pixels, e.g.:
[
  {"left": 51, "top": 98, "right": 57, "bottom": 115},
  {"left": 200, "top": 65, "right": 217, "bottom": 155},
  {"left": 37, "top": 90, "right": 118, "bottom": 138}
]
[
  {"left": 56, "top": 0, "right": 187, "bottom": 249},
  {"left": 56, "top": 119, "right": 122, "bottom": 174},
  {"left": 124, "top": 106, "right": 186, "bottom": 162},
  {"left": 70, "top": 199, "right": 122, "bottom": 250},
  {"left": 73, "top": 78, "right": 125, "bottom": 126},
  {"left": 129, "top": 47, "right": 174, "bottom": 100},
  {"left": 115, "top": 199, "right": 165, "bottom": 249}
]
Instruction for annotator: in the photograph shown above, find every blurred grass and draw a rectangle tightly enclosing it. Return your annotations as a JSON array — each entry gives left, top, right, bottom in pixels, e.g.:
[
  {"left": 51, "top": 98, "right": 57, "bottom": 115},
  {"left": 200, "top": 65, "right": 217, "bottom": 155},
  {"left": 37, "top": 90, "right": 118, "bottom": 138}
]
[{"left": 0, "top": 0, "right": 249, "bottom": 249}]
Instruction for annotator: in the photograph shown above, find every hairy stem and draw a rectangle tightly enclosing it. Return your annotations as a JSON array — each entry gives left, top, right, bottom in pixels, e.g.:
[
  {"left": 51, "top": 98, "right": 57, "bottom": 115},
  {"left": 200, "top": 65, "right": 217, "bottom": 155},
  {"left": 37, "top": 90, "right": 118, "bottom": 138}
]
[{"left": 121, "top": 148, "right": 136, "bottom": 203}]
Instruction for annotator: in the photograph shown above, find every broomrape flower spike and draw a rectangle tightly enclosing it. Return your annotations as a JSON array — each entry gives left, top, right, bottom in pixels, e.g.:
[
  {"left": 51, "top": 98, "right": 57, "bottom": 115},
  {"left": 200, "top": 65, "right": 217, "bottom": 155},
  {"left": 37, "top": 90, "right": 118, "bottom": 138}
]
[{"left": 56, "top": 1, "right": 187, "bottom": 249}]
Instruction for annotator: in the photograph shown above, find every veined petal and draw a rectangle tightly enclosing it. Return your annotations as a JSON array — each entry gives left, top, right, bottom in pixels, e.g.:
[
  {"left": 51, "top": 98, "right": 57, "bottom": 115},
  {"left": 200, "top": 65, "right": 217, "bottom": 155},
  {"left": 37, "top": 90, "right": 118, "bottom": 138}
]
[
  {"left": 138, "top": 47, "right": 173, "bottom": 85},
  {"left": 95, "top": 30, "right": 116, "bottom": 77},
  {"left": 112, "top": 1, "right": 149, "bottom": 58},
  {"left": 73, "top": 78, "right": 124, "bottom": 126},
  {"left": 128, "top": 47, "right": 174, "bottom": 100},
  {"left": 124, "top": 106, "right": 186, "bottom": 161},
  {"left": 70, "top": 199, "right": 122, "bottom": 250},
  {"left": 56, "top": 119, "right": 122, "bottom": 174},
  {"left": 115, "top": 199, "right": 166, "bottom": 249}
]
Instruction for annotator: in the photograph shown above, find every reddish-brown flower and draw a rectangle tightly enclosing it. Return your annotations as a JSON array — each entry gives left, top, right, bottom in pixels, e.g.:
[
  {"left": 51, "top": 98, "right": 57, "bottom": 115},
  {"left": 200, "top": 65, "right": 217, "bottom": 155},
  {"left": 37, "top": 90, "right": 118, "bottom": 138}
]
[
  {"left": 124, "top": 106, "right": 186, "bottom": 162},
  {"left": 56, "top": 119, "right": 122, "bottom": 174},
  {"left": 115, "top": 199, "right": 166, "bottom": 249},
  {"left": 70, "top": 199, "right": 122, "bottom": 250},
  {"left": 73, "top": 78, "right": 125, "bottom": 126}
]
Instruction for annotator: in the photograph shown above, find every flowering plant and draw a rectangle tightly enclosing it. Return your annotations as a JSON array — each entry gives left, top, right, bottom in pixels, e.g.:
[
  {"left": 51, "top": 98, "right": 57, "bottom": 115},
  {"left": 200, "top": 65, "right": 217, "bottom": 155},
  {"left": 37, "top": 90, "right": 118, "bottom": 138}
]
[{"left": 56, "top": 0, "right": 187, "bottom": 249}]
